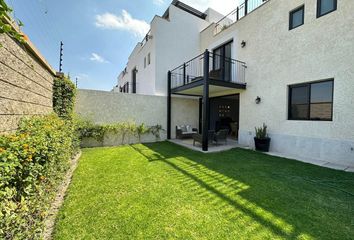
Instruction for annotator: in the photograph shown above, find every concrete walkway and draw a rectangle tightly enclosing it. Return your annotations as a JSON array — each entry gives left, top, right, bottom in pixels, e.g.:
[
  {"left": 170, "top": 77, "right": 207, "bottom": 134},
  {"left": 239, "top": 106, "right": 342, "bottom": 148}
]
[
  {"left": 169, "top": 138, "right": 354, "bottom": 173},
  {"left": 266, "top": 151, "right": 354, "bottom": 173},
  {"left": 169, "top": 138, "right": 243, "bottom": 153}
]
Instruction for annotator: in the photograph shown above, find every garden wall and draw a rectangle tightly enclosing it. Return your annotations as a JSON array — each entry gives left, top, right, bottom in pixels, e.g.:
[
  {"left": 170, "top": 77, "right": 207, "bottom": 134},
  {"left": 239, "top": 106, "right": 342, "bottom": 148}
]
[
  {"left": 75, "top": 89, "right": 199, "bottom": 146},
  {"left": 0, "top": 33, "right": 55, "bottom": 133}
]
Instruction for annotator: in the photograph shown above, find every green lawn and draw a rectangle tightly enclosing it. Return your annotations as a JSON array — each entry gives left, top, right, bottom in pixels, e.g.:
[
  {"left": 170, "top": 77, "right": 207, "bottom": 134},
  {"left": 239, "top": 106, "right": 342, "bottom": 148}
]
[{"left": 53, "top": 142, "right": 354, "bottom": 240}]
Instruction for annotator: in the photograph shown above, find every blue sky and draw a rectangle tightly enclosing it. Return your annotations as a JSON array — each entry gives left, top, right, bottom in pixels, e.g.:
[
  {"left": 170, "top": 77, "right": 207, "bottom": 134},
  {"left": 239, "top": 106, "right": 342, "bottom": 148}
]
[{"left": 6, "top": 0, "right": 238, "bottom": 90}]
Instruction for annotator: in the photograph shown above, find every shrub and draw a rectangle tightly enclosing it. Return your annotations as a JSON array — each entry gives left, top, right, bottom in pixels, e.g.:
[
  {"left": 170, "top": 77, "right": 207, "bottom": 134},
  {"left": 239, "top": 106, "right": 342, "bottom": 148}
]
[
  {"left": 0, "top": 114, "right": 78, "bottom": 239},
  {"left": 74, "top": 118, "right": 164, "bottom": 145},
  {"left": 53, "top": 76, "right": 76, "bottom": 119}
]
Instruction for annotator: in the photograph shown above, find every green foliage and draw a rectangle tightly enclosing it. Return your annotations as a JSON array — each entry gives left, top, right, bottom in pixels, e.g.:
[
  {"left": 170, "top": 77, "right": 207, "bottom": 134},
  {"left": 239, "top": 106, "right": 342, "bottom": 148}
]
[
  {"left": 75, "top": 118, "right": 164, "bottom": 145},
  {"left": 0, "top": 114, "right": 78, "bottom": 239},
  {"left": 255, "top": 123, "right": 268, "bottom": 139},
  {"left": 74, "top": 118, "right": 105, "bottom": 142},
  {"left": 0, "top": 0, "right": 24, "bottom": 47},
  {"left": 53, "top": 76, "right": 76, "bottom": 119},
  {"left": 135, "top": 123, "right": 149, "bottom": 143},
  {"left": 149, "top": 124, "right": 164, "bottom": 141}
]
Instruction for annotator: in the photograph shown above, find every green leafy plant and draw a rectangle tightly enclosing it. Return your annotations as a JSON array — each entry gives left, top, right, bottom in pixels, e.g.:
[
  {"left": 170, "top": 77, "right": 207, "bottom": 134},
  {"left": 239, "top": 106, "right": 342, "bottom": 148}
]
[
  {"left": 135, "top": 123, "right": 149, "bottom": 143},
  {"left": 74, "top": 118, "right": 163, "bottom": 145},
  {"left": 0, "top": 0, "right": 25, "bottom": 47},
  {"left": 0, "top": 114, "right": 78, "bottom": 239},
  {"left": 255, "top": 123, "right": 268, "bottom": 139},
  {"left": 53, "top": 76, "right": 76, "bottom": 119},
  {"left": 149, "top": 124, "right": 164, "bottom": 141}
]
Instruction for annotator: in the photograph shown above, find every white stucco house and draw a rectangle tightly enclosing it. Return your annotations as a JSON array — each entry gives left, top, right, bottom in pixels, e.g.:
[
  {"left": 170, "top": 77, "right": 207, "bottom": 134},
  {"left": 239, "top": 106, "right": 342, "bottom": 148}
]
[
  {"left": 113, "top": 0, "right": 354, "bottom": 168},
  {"left": 113, "top": 0, "right": 224, "bottom": 96}
]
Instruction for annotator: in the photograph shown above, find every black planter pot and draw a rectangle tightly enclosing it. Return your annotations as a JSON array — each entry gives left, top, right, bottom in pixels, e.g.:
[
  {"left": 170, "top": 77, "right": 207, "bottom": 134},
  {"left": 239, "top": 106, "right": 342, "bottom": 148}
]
[{"left": 254, "top": 137, "right": 271, "bottom": 152}]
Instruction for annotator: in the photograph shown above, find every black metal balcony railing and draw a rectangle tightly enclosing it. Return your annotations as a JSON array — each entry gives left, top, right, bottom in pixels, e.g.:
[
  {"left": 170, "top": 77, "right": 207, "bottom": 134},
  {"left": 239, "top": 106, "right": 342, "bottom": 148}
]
[
  {"left": 214, "top": 0, "right": 269, "bottom": 35},
  {"left": 170, "top": 51, "right": 246, "bottom": 89}
]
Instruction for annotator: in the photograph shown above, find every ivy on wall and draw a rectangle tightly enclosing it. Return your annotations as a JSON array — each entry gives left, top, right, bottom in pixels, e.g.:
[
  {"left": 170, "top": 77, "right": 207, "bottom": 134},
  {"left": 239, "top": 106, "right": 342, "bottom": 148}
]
[
  {"left": 75, "top": 118, "right": 164, "bottom": 145},
  {"left": 53, "top": 76, "right": 76, "bottom": 119},
  {"left": 0, "top": 0, "right": 24, "bottom": 46}
]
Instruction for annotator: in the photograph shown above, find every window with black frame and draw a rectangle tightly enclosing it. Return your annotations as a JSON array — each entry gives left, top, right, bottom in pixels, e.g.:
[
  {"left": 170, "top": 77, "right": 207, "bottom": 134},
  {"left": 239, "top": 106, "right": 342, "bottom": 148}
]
[
  {"left": 288, "top": 80, "right": 333, "bottom": 121},
  {"left": 289, "top": 5, "right": 304, "bottom": 30},
  {"left": 317, "top": 0, "right": 337, "bottom": 18}
]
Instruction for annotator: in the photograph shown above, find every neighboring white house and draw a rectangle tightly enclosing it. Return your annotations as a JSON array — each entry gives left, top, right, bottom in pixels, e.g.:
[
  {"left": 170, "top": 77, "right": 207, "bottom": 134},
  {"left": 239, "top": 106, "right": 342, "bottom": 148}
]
[
  {"left": 113, "top": 0, "right": 354, "bottom": 167},
  {"left": 113, "top": 0, "right": 224, "bottom": 96}
]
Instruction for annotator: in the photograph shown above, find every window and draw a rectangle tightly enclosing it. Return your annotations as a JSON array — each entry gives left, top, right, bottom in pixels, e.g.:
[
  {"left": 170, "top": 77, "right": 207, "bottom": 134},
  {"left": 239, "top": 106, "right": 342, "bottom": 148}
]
[
  {"left": 317, "top": 0, "right": 337, "bottom": 18},
  {"left": 147, "top": 53, "right": 151, "bottom": 65},
  {"left": 288, "top": 80, "right": 333, "bottom": 121},
  {"left": 144, "top": 57, "right": 146, "bottom": 68},
  {"left": 289, "top": 5, "right": 304, "bottom": 30}
]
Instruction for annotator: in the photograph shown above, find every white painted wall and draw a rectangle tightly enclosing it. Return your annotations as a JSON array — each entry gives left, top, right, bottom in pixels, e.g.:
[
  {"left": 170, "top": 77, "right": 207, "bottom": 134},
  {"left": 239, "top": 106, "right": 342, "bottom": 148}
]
[
  {"left": 114, "top": 31, "right": 156, "bottom": 95},
  {"left": 75, "top": 89, "right": 199, "bottom": 145},
  {"left": 114, "top": 4, "right": 223, "bottom": 96},
  {"left": 200, "top": 0, "right": 354, "bottom": 165}
]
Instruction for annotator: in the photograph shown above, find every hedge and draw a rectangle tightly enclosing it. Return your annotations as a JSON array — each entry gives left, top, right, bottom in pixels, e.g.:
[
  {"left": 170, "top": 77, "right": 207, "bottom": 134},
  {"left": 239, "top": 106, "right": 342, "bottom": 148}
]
[
  {"left": 0, "top": 115, "right": 78, "bottom": 239},
  {"left": 53, "top": 76, "right": 76, "bottom": 119}
]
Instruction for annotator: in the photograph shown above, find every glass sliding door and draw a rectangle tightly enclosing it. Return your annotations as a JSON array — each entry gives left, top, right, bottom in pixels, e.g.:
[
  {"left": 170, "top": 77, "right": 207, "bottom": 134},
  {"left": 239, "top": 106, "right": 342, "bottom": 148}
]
[{"left": 213, "top": 41, "right": 232, "bottom": 82}]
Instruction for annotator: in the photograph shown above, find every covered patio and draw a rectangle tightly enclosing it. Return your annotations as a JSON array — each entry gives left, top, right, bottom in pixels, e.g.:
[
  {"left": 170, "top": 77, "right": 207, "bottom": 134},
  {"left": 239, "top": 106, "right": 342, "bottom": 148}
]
[
  {"left": 169, "top": 137, "right": 245, "bottom": 153},
  {"left": 167, "top": 49, "right": 247, "bottom": 151}
]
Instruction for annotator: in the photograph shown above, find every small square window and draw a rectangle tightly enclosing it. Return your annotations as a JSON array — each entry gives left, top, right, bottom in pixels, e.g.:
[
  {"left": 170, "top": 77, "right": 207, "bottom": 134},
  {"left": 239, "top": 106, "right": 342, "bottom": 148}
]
[
  {"left": 289, "top": 5, "right": 304, "bottom": 30},
  {"left": 317, "top": 0, "right": 337, "bottom": 18}
]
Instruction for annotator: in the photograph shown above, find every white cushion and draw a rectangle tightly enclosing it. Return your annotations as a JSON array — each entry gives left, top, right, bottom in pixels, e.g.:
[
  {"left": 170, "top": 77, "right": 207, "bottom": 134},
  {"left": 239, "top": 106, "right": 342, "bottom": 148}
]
[{"left": 180, "top": 125, "right": 187, "bottom": 132}]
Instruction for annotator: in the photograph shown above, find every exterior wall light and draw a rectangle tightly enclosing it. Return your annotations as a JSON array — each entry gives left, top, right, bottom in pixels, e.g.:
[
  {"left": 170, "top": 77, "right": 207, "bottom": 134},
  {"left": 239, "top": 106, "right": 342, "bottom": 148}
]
[
  {"left": 255, "top": 96, "right": 261, "bottom": 104},
  {"left": 241, "top": 40, "right": 246, "bottom": 48}
]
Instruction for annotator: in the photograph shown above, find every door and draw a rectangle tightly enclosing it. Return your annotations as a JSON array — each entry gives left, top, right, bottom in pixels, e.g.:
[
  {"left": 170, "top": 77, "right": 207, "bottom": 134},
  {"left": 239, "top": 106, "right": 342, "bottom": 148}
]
[{"left": 213, "top": 41, "right": 232, "bottom": 82}]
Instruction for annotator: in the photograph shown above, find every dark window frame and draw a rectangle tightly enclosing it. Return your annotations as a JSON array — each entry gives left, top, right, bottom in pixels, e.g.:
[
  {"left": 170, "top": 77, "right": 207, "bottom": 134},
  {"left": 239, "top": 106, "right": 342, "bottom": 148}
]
[
  {"left": 289, "top": 5, "right": 305, "bottom": 30},
  {"left": 288, "top": 79, "right": 334, "bottom": 121},
  {"left": 212, "top": 40, "right": 233, "bottom": 81},
  {"left": 317, "top": 0, "right": 337, "bottom": 18}
]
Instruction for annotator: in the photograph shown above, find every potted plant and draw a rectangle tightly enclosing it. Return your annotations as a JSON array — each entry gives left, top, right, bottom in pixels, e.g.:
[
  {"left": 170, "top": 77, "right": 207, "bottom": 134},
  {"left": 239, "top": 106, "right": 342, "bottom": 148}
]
[{"left": 254, "top": 123, "right": 271, "bottom": 152}]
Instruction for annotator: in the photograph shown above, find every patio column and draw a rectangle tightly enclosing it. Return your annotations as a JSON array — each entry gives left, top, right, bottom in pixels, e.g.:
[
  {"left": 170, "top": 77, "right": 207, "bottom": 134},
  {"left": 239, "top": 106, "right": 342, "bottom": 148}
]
[
  {"left": 167, "top": 71, "right": 172, "bottom": 139},
  {"left": 202, "top": 49, "right": 210, "bottom": 151}
]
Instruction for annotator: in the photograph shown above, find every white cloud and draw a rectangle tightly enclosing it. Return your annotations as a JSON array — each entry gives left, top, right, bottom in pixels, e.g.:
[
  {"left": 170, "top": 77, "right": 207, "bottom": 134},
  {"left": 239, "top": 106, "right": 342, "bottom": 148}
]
[
  {"left": 180, "top": 0, "right": 242, "bottom": 15},
  {"left": 90, "top": 53, "right": 108, "bottom": 63},
  {"left": 95, "top": 10, "right": 150, "bottom": 38},
  {"left": 153, "top": 0, "right": 165, "bottom": 6},
  {"left": 75, "top": 73, "right": 89, "bottom": 79}
]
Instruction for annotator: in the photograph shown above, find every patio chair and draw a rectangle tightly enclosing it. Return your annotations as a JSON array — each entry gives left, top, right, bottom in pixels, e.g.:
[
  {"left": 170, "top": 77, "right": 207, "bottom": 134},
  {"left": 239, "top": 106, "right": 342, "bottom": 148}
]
[
  {"left": 193, "top": 130, "right": 215, "bottom": 146},
  {"left": 214, "top": 129, "right": 228, "bottom": 145},
  {"left": 176, "top": 125, "right": 198, "bottom": 139},
  {"left": 230, "top": 122, "right": 238, "bottom": 138}
]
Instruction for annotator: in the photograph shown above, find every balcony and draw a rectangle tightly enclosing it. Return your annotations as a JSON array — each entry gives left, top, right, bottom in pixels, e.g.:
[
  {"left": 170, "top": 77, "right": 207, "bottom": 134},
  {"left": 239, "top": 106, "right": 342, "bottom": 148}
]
[
  {"left": 167, "top": 50, "right": 247, "bottom": 151},
  {"left": 168, "top": 50, "right": 247, "bottom": 97},
  {"left": 214, "top": 0, "right": 269, "bottom": 35}
]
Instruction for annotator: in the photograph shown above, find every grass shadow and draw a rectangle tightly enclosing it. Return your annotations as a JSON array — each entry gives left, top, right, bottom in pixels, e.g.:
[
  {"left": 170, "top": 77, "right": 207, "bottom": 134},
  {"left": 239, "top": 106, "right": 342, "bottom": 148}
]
[{"left": 131, "top": 142, "right": 354, "bottom": 240}]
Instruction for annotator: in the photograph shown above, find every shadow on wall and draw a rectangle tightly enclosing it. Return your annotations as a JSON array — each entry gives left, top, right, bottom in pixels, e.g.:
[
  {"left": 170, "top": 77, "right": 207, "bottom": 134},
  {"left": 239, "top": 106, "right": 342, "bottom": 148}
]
[{"left": 130, "top": 142, "right": 354, "bottom": 239}]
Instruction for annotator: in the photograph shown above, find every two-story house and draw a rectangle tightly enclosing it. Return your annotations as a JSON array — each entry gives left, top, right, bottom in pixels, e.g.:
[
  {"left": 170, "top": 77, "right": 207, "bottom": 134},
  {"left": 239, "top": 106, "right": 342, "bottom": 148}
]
[{"left": 114, "top": 0, "right": 354, "bottom": 167}]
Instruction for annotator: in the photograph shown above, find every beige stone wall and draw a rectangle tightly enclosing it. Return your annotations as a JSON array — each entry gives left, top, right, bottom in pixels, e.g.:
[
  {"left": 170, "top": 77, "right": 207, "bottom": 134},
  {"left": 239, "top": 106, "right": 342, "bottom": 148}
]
[
  {"left": 75, "top": 89, "right": 199, "bottom": 146},
  {"left": 0, "top": 34, "right": 54, "bottom": 133}
]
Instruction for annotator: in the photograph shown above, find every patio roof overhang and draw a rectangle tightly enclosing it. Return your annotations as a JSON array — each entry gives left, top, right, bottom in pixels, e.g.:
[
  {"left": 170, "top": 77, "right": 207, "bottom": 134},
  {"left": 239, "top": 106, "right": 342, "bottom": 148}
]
[
  {"left": 171, "top": 78, "right": 246, "bottom": 97},
  {"left": 167, "top": 50, "right": 247, "bottom": 152}
]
